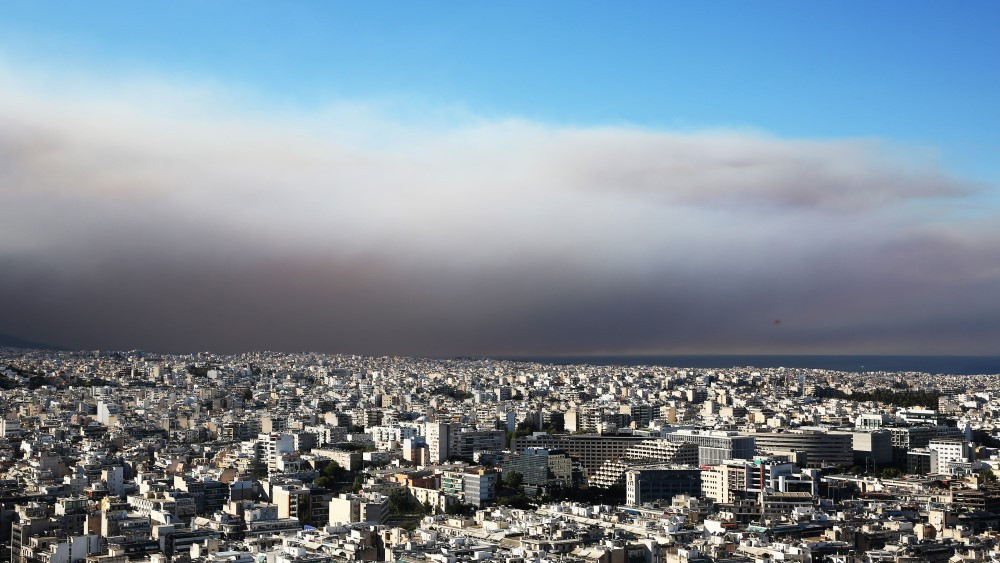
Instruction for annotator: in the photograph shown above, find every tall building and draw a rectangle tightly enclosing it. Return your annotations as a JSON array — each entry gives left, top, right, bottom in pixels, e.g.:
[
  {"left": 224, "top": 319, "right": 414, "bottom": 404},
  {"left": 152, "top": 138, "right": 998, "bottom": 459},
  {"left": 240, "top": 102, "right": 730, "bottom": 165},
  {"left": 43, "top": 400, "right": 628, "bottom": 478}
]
[
  {"left": 927, "top": 439, "right": 971, "bottom": 473},
  {"left": 504, "top": 448, "right": 579, "bottom": 495},
  {"left": 425, "top": 422, "right": 461, "bottom": 463},
  {"left": 700, "top": 458, "right": 817, "bottom": 504},
  {"left": 462, "top": 467, "right": 499, "bottom": 507},
  {"left": 620, "top": 404, "right": 656, "bottom": 429},
  {"left": 453, "top": 429, "right": 505, "bottom": 459},
  {"left": 272, "top": 485, "right": 331, "bottom": 527},
  {"left": 664, "top": 430, "right": 755, "bottom": 466},
  {"left": 328, "top": 493, "right": 389, "bottom": 525},
  {"left": 886, "top": 426, "right": 933, "bottom": 465},
  {"left": 11, "top": 504, "right": 51, "bottom": 563},
  {"left": 96, "top": 401, "right": 120, "bottom": 425},
  {"left": 747, "top": 430, "right": 853, "bottom": 468},
  {"left": 510, "top": 434, "right": 645, "bottom": 477},
  {"left": 625, "top": 466, "right": 702, "bottom": 506},
  {"left": 829, "top": 430, "right": 893, "bottom": 465},
  {"left": 591, "top": 440, "right": 698, "bottom": 489},
  {"left": 258, "top": 433, "right": 294, "bottom": 472}
]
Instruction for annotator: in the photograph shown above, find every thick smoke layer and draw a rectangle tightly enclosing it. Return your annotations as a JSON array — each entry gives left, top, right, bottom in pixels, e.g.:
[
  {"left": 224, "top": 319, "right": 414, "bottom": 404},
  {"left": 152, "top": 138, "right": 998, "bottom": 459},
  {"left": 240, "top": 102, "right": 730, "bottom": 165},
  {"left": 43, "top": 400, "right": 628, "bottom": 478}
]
[{"left": 1, "top": 71, "right": 996, "bottom": 356}]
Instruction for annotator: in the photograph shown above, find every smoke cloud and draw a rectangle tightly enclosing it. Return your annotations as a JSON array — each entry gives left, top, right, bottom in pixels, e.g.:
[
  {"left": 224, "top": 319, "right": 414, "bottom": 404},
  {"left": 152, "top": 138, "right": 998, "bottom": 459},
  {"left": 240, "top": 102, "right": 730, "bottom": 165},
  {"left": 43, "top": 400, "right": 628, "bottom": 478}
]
[{"left": 1, "top": 67, "right": 997, "bottom": 356}]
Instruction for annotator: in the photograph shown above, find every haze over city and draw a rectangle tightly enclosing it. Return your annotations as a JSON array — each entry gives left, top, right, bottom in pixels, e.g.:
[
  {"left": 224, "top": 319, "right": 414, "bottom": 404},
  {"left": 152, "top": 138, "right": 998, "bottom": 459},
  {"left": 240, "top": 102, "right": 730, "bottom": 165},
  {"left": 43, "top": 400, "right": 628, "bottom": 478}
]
[
  {"left": 1, "top": 2, "right": 998, "bottom": 356},
  {"left": 9, "top": 5, "right": 1000, "bottom": 563}
]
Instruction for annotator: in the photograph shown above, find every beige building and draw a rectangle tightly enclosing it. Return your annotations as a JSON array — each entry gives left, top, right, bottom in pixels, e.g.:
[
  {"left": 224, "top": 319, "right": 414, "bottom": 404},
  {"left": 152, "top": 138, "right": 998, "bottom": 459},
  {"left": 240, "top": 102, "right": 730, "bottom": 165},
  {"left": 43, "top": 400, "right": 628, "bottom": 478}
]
[{"left": 328, "top": 493, "right": 389, "bottom": 525}]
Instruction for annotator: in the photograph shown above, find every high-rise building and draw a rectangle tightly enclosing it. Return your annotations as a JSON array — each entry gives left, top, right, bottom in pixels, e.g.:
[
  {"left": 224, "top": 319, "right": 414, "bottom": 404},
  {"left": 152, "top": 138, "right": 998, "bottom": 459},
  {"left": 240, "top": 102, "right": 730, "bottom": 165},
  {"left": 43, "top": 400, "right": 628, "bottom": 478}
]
[
  {"left": 425, "top": 422, "right": 460, "bottom": 463},
  {"left": 503, "top": 448, "right": 579, "bottom": 495},
  {"left": 625, "top": 466, "right": 702, "bottom": 506},
  {"left": 700, "top": 458, "right": 817, "bottom": 503},
  {"left": 928, "top": 439, "right": 971, "bottom": 473},
  {"left": 328, "top": 493, "right": 389, "bottom": 525},
  {"left": 747, "top": 430, "right": 853, "bottom": 468},
  {"left": 462, "top": 467, "right": 498, "bottom": 507},
  {"left": 664, "top": 430, "right": 755, "bottom": 466},
  {"left": 591, "top": 440, "right": 699, "bottom": 489},
  {"left": 510, "top": 433, "right": 646, "bottom": 477}
]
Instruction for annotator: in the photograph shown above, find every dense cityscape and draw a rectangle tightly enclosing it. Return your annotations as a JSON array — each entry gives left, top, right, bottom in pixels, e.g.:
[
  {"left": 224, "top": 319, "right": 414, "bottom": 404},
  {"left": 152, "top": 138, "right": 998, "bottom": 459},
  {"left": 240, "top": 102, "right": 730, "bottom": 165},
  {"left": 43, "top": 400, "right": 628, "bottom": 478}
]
[
  {"left": 2, "top": 346, "right": 1000, "bottom": 563},
  {"left": 4, "top": 1, "right": 1000, "bottom": 563}
]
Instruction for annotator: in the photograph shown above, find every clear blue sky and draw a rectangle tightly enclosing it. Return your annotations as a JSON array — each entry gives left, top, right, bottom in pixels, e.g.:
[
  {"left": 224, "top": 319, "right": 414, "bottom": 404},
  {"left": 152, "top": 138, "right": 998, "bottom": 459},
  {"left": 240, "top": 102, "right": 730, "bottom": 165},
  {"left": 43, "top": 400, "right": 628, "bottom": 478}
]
[{"left": 1, "top": 1, "right": 998, "bottom": 183}]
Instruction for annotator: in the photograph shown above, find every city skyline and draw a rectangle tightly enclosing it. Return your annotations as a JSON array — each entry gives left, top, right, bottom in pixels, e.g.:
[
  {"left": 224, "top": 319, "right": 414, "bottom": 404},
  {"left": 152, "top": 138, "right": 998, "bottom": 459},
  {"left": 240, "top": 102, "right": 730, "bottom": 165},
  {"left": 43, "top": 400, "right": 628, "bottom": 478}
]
[{"left": 2, "top": 2, "right": 999, "bottom": 356}]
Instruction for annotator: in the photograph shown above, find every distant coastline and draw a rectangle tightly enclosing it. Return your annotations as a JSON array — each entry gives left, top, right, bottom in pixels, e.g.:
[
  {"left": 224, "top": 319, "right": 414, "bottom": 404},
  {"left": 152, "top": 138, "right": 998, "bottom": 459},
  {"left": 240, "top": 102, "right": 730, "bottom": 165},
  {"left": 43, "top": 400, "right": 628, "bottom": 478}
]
[{"left": 494, "top": 355, "right": 1000, "bottom": 375}]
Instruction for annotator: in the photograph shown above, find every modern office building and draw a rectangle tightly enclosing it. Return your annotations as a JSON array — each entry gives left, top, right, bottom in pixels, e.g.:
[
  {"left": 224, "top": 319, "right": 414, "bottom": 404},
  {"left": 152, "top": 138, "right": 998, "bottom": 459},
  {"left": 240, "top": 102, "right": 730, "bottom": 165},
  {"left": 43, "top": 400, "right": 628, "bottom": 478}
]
[
  {"left": 886, "top": 426, "right": 934, "bottom": 464},
  {"left": 748, "top": 430, "right": 853, "bottom": 467},
  {"left": 700, "top": 458, "right": 817, "bottom": 504},
  {"left": 462, "top": 467, "right": 499, "bottom": 507},
  {"left": 510, "top": 433, "right": 646, "bottom": 476},
  {"left": 503, "top": 448, "right": 579, "bottom": 495},
  {"left": 830, "top": 430, "right": 893, "bottom": 465},
  {"left": 664, "top": 430, "right": 755, "bottom": 466},
  {"left": 907, "top": 449, "right": 935, "bottom": 474},
  {"left": 453, "top": 429, "right": 505, "bottom": 459},
  {"left": 328, "top": 493, "right": 389, "bottom": 525},
  {"left": 591, "top": 440, "right": 699, "bottom": 488},
  {"left": 625, "top": 466, "right": 702, "bottom": 505},
  {"left": 927, "top": 439, "right": 971, "bottom": 473}
]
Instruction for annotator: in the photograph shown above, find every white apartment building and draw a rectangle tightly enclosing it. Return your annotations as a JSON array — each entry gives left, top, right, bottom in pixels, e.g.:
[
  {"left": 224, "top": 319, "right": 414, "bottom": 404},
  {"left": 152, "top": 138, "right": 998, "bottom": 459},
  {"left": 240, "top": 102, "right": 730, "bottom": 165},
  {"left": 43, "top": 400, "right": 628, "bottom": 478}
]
[{"left": 928, "top": 439, "right": 971, "bottom": 473}]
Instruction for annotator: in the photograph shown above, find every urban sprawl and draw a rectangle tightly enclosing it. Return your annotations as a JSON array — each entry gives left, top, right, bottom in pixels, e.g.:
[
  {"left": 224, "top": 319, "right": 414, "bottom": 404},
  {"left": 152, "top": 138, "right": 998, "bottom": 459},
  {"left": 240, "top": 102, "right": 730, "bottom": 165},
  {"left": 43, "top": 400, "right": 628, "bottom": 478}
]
[{"left": 3, "top": 348, "right": 1000, "bottom": 563}]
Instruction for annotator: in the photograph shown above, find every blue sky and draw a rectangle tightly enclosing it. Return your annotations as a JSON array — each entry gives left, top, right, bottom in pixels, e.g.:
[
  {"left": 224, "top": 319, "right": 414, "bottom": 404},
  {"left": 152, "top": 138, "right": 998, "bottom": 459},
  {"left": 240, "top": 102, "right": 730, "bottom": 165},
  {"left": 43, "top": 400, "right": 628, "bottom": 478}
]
[
  {"left": 2, "top": 1, "right": 998, "bottom": 182},
  {"left": 3, "top": 2, "right": 1000, "bottom": 355}
]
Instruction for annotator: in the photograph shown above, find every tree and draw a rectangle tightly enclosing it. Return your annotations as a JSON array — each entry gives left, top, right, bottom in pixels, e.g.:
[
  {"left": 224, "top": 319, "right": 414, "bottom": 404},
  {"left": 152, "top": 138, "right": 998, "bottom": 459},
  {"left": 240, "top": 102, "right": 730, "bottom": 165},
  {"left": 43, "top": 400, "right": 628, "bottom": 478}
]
[
  {"left": 323, "top": 461, "right": 345, "bottom": 478},
  {"left": 978, "top": 470, "right": 998, "bottom": 484},
  {"left": 388, "top": 488, "right": 417, "bottom": 515},
  {"left": 502, "top": 470, "right": 524, "bottom": 494},
  {"left": 445, "top": 502, "right": 476, "bottom": 516},
  {"left": 496, "top": 495, "right": 533, "bottom": 510},
  {"left": 314, "top": 461, "right": 352, "bottom": 493},
  {"left": 823, "top": 388, "right": 941, "bottom": 409}
]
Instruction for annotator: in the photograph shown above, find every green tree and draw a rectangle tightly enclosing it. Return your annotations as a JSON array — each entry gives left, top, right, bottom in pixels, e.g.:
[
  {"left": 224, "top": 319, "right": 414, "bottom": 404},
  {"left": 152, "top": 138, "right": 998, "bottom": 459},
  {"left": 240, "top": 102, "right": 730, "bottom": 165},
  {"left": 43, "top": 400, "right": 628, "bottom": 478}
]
[
  {"left": 323, "top": 461, "right": 345, "bottom": 478},
  {"left": 314, "top": 461, "right": 353, "bottom": 493},
  {"left": 445, "top": 502, "right": 475, "bottom": 516},
  {"left": 824, "top": 388, "right": 941, "bottom": 409},
  {"left": 388, "top": 488, "right": 416, "bottom": 515},
  {"left": 502, "top": 470, "right": 524, "bottom": 494},
  {"left": 496, "top": 495, "right": 533, "bottom": 510},
  {"left": 503, "top": 471, "right": 523, "bottom": 489}
]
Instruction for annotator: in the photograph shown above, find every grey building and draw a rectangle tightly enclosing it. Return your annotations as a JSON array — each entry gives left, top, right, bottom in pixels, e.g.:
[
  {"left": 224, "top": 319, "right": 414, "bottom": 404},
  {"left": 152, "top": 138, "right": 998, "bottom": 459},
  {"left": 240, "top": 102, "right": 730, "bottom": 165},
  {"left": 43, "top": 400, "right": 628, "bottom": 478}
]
[
  {"left": 625, "top": 466, "right": 703, "bottom": 505},
  {"left": 749, "top": 430, "right": 853, "bottom": 467},
  {"left": 665, "top": 430, "right": 755, "bottom": 466}
]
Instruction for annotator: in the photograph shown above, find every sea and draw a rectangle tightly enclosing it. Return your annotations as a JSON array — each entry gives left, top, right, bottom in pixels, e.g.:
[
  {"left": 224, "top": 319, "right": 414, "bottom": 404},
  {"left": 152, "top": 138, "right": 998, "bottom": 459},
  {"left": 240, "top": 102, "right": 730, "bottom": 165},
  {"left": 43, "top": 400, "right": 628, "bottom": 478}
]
[{"left": 494, "top": 355, "right": 1000, "bottom": 375}]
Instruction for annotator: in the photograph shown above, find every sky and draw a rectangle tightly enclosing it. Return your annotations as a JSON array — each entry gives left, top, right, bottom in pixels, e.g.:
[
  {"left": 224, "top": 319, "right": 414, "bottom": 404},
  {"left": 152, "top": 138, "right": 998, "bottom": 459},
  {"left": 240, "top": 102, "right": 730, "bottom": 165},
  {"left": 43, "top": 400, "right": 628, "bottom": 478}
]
[{"left": 1, "top": 2, "right": 999, "bottom": 356}]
